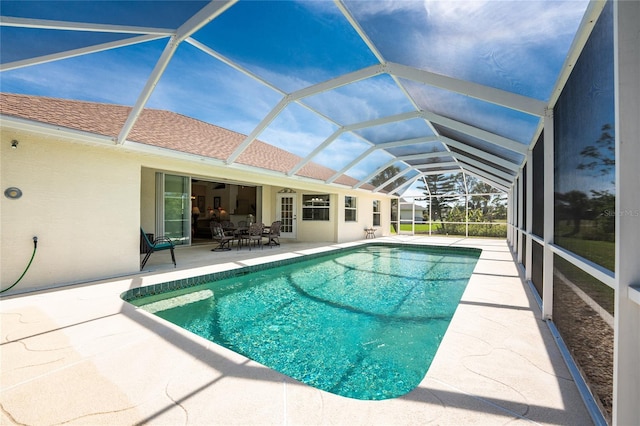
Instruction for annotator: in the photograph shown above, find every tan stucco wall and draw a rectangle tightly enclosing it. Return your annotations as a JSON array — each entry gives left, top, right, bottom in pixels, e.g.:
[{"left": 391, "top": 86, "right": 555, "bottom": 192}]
[
  {"left": 269, "top": 187, "right": 390, "bottom": 243},
  {"left": 1, "top": 129, "right": 140, "bottom": 293},
  {"left": 140, "top": 167, "right": 157, "bottom": 231},
  {"left": 138, "top": 162, "right": 392, "bottom": 245},
  {"left": 334, "top": 192, "right": 389, "bottom": 243},
  {"left": 1, "top": 127, "right": 393, "bottom": 294}
]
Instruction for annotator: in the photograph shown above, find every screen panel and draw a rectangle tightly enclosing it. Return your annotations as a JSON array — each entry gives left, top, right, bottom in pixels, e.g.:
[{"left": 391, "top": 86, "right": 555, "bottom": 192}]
[{"left": 553, "top": 1, "right": 615, "bottom": 272}]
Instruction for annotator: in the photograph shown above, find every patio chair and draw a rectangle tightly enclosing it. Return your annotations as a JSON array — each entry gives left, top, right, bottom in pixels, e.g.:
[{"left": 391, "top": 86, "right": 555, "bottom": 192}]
[
  {"left": 244, "top": 222, "right": 264, "bottom": 251},
  {"left": 264, "top": 221, "right": 281, "bottom": 247},
  {"left": 221, "top": 221, "right": 235, "bottom": 234},
  {"left": 140, "top": 228, "right": 176, "bottom": 270},
  {"left": 210, "top": 222, "right": 234, "bottom": 251}
]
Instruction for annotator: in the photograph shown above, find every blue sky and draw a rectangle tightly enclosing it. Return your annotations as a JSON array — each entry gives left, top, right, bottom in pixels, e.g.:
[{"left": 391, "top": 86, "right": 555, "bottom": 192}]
[{"left": 1, "top": 0, "right": 589, "bottom": 194}]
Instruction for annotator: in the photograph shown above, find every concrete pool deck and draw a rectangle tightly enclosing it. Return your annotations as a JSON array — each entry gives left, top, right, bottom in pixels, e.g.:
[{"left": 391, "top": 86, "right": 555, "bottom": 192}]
[{"left": 1, "top": 236, "right": 594, "bottom": 425}]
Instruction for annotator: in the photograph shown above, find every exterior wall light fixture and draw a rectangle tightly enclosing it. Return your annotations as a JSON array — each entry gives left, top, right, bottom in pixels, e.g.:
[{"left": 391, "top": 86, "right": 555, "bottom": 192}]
[{"left": 4, "top": 187, "right": 23, "bottom": 199}]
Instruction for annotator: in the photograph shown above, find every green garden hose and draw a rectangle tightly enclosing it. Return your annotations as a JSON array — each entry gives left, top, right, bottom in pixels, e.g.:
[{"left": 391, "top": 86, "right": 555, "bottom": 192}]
[{"left": 0, "top": 236, "right": 38, "bottom": 294}]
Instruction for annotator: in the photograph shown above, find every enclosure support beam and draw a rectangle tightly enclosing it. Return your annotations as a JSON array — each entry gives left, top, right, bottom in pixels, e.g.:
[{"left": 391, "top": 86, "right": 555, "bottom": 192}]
[
  {"left": 517, "top": 170, "right": 524, "bottom": 265},
  {"left": 542, "top": 108, "right": 554, "bottom": 320},
  {"left": 612, "top": 1, "right": 640, "bottom": 423},
  {"left": 525, "top": 149, "right": 533, "bottom": 282},
  {"left": 506, "top": 187, "right": 513, "bottom": 247},
  {"left": 118, "top": 0, "right": 236, "bottom": 145}
]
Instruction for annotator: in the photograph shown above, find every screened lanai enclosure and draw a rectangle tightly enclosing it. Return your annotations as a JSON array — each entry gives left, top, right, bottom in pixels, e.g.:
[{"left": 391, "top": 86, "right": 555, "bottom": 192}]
[
  {"left": 1, "top": 0, "right": 583, "bottom": 194},
  {"left": 1, "top": 1, "right": 639, "bottom": 425},
  {"left": 395, "top": 174, "right": 507, "bottom": 237}
]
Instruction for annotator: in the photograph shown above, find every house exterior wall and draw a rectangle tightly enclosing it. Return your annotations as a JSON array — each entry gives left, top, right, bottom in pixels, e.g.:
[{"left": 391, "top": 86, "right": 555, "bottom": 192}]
[
  {"left": 140, "top": 167, "right": 157, "bottom": 232},
  {"left": 1, "top": 127, "right": 393, "bottom": 294},
  {"left": 334, "top": 192, "right": 387, "bottom": 243},
  {"left": 1, "top": 129, "right": 141, "bottom": 293},
  {"left": 267, "top": 187, "right": 390, "bottom": 243}
]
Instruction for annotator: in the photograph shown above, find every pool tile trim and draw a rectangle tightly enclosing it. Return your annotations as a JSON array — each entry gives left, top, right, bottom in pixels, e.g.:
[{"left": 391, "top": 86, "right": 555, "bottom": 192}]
[{"left": 121, "top": 242, "right": 481, "bottom": 303}]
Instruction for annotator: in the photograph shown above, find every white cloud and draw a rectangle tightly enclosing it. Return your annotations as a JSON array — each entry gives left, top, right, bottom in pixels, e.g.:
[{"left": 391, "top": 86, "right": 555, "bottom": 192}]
[
  {"left": 302, "top": 74, "right": 414, "bottom": 126},
  {"left": 146, "top": 44, "right": 286, "bottom": 135},
  {"left": 348, "top": 0, "right": 588, "bottom": 99},
  {"left": 1, "top": 43, "right": 159, "bottom": 105},
  {"left": 346, "top": 149, "right": 396, "bottom": 180},
  {"left": 344, "top": 0, "right": 426, "bottom": 18},
  {"left": 418, "top": 0, "right": 588, "bottom": 69},
  {"left": 260, "top": 103, "right": 338, "bottom": 157},
  {"left": 314, "top": 133, "right": 371, "bottom": 171}
]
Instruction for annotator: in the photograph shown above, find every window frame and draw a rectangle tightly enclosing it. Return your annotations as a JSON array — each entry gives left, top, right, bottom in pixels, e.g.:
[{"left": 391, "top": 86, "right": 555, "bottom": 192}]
[
  {"left": 372, "top": 200, "right": 381, "bottom": 226},
  {"left": 302, "top": 194, "right": 330, "bottom": 221},
  {"left": 344, "top": 196, "right": 357, "bottom": 222}
]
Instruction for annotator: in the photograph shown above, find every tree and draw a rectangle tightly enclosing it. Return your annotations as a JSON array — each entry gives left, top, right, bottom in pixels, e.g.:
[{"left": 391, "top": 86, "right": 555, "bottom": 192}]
[
  {"left": 370, "top": 166, "right": 407, "bottom": 192},
  {"left": 466, "top": 177, "right": 496, "bottom": 209},
  {"left": 560, "top": 122, "right": 616, "bottom": 240},
  {"left": 557, "top": 190, "right": 593, "bottom": 237},
  {"left": 578, "top": 123, "right": 615, "bottom": 177},
  {"left": 489, "top": 195, "right": 508, "bottom": 221},
  {"left": 590, "top": 189, "right": 615, "bottom": 238},
  {"left": 418, "top": 173, "right": 460, "bottom": 234}
]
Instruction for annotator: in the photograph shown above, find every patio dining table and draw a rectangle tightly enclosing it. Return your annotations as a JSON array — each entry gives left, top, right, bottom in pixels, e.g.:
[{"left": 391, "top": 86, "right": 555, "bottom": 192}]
[{"left": 234, "top": 227, "right": 250, "bottom": 249}]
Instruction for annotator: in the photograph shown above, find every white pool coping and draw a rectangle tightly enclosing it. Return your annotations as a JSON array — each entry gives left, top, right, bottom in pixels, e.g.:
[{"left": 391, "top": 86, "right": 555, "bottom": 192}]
[{"left": 0, "top": 236, "right": 593, "bottom": 425}]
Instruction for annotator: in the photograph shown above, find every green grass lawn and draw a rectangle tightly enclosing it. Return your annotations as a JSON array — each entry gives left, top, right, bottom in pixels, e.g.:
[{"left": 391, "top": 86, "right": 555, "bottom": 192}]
[
  {"left": 554, "top": 237, "right": 615, "bottom": 272},
  {"left": 395, "top": 222, "right": 506, "bottom": 238},
  {"left": 552, "top": 233, "right": 615, "bottom": 315},
  {"left": 554, "top": 255, "right": 615, "bottom": 315}
]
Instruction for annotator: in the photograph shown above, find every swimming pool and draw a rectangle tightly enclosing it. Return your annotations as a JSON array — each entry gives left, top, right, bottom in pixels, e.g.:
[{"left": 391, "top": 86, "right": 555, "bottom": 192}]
[{"left": 124, "top": 244, "right": 480, "bottom": 400}]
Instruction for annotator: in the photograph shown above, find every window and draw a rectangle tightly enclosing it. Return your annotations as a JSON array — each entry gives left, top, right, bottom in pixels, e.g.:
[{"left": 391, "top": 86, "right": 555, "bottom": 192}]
[
  {"left": 345, "top": 196, "right": 357, "bottom": 222},
  {"left": 372, "top": 200, "right": 381, "bottom": 226},
  {"left": 302, "top": 194, "right": 330, "bottom": 221}
]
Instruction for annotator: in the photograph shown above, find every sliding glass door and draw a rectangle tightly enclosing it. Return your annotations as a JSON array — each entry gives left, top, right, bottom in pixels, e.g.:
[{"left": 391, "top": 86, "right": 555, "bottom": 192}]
[{"left": 156, "top": 173, "right": 190, "bottom": 245}]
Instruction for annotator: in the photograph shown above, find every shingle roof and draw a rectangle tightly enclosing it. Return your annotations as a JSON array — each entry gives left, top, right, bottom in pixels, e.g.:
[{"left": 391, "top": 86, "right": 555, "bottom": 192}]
[{"left": 1, "top": 93, "right": 373, "bottom": 190}]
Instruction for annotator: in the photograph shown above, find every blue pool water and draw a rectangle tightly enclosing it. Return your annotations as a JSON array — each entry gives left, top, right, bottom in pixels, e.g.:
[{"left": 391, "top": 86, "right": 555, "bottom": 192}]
[{"left": 129, "top": 244, "right": 480, "bottom": 400}]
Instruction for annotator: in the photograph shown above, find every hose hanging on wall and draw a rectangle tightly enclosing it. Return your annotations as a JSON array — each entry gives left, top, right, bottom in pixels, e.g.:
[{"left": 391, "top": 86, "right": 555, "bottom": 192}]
[{"left": 0, "top": 237, "right": 38, "bottom": 294}]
